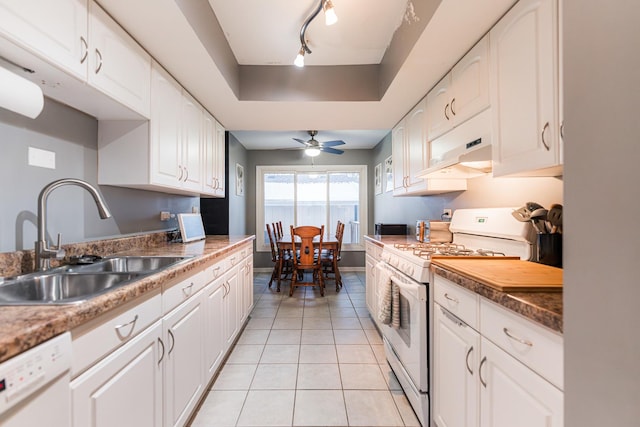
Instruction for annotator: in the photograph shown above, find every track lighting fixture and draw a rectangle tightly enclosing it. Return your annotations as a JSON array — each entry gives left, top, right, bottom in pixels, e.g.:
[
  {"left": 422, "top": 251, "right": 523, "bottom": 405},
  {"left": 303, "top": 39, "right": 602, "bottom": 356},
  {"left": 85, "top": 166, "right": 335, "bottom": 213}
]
[{"left": 294, "top": 0, "right": 338, "bottom": 67}]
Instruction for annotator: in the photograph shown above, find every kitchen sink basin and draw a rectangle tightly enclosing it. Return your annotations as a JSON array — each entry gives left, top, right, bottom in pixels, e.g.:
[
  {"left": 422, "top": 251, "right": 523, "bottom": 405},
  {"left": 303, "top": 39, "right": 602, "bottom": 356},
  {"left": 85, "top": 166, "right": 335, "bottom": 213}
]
[
  {"left": 0, "top": 256, "right": 193, "bottom": 305},
  {"left": 62, "top": 256, "right": 191, "bottom": 273},
  {"left": 0, "top": 272, "right": 142, "bottom": 305}
]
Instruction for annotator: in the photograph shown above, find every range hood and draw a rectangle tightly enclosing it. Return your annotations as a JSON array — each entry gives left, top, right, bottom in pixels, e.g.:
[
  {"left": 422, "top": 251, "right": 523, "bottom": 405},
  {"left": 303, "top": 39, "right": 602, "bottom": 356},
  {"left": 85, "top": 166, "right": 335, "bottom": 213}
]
[{"left": 417, "top": 108, "right": 492, "bottom": 179}]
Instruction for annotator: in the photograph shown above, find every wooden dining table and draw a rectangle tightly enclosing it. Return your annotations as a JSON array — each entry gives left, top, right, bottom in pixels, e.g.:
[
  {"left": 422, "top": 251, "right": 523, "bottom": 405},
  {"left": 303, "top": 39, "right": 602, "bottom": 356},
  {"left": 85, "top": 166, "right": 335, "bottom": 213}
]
[{"left": 276, "top": 234, "right": 342, "bottom": 291}]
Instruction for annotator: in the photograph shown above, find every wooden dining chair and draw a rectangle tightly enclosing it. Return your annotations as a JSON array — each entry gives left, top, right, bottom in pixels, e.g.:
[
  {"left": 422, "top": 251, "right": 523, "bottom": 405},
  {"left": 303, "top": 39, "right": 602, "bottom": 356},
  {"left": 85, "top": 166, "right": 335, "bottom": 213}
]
[
  {"left": 266, "top": 223, "right": 291, "bottom": 292},
  {"left": 322, "top": 221, "right": 345, "bottom": 290},
  {"left": 289, "top": 224, "right": 325, "bottom": 296}
]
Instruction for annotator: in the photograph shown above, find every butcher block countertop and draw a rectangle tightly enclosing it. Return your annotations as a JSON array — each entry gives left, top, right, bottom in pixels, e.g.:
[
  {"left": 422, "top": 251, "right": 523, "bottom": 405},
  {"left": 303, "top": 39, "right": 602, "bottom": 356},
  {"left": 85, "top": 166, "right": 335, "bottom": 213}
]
[
  {"left": 431, "top": 258, "right": 563, "bottom": 333},
  {"left": 0, "top": 235, "right": 255, "bottom": 364}
]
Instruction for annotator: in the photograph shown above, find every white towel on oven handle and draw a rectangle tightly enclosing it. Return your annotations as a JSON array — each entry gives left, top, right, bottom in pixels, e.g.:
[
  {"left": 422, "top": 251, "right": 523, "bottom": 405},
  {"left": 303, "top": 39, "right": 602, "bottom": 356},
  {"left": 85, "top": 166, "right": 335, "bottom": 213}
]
[{"left": 376, "top": 262, "right": 400, "bottom": 328}]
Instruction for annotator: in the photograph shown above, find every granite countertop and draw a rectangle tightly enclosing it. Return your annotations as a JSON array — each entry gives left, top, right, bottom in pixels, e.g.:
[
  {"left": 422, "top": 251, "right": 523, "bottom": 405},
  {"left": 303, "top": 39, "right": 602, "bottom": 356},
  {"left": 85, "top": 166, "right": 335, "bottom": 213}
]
[
  {"left": 364, "top": 234, "right": 563, "bottom": 334},
  {"left": 0, "top": 235, "right": 255, "bottom": 364}
]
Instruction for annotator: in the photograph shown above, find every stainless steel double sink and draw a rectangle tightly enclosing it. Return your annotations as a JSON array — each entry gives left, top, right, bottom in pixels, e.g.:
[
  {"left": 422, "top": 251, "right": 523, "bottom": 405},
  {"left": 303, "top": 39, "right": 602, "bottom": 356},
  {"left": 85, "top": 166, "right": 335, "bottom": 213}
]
[{"left": 0, "top": 256, "right": 193, "bottom": 305}]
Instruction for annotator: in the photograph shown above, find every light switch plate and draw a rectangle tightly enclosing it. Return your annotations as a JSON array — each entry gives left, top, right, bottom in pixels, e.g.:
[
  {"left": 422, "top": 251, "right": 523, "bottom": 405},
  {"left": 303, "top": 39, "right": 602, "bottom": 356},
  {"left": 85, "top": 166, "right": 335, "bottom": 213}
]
[{"left": 28, "top": 147, "right": 55, "bottom": 169}]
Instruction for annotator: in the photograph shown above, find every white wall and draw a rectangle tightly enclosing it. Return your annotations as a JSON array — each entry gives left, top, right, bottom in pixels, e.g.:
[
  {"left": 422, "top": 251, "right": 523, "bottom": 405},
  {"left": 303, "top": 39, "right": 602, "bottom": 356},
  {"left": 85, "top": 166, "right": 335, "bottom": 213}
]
[{"left": 563, "top": 1, "right": 640, "bottom": 425}]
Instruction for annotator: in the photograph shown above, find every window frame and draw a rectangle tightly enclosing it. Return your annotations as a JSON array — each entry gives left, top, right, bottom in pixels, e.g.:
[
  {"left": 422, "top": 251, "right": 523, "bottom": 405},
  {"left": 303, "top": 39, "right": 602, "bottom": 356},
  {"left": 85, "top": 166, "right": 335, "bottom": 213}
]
[{"left": 256, "top": 164, "right": 367, "bottom": 252}]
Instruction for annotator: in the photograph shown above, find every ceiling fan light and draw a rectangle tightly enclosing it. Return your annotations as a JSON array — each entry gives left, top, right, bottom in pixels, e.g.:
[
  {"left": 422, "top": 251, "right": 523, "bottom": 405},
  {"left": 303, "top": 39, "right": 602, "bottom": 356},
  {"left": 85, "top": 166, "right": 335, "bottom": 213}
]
[
  {"left": 294, "top": 47, "right": 305, "bottom": 67},
  {"left": 305, "top": 147, "right": 321, "bottom": 157},
  {"left": 323, "top": 0, "right": 338, "bottom": 26}
]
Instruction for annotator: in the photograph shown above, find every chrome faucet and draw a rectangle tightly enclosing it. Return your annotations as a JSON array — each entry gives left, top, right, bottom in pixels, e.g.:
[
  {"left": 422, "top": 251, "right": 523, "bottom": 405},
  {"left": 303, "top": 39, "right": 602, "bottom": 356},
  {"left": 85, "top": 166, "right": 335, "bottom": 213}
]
[{"left": 35, "top": 178, "right": 112, "bottom": 271}]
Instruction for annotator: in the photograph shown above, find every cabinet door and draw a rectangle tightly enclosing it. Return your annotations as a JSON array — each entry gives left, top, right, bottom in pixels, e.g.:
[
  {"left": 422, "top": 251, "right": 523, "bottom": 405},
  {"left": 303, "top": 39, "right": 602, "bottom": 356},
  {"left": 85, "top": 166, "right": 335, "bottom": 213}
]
[
  {"left": 241, "top": 257, "right": 254, "bottom": 323},
  {"left": 405, "top": 99, "right": 429, "bottom": 191},
  {"left": 391, "top": 120, "right": 407, "bottom": 193},
  {"left": 223, "top": 267, "right": 240, "bottom": 348},
  {"left": 151, "top": 64, "right": 182, "bottom": 188},
  {"left": 426, "top": 75, "right": 453, "bottom": 141},
  {"left": 202, "top": 111, "right": 217, "bottom": 195},
  {"left": 490, "top": 0, "right": 560, "bottom": 176},
  {"left": 71, "top": 321, "right": 163, "bottom": 427},
  {"left": 433, "top": 304, "right": 480, "bottom": 427},
  {"left": 163, "top": 294, "right": 205, "bottom": 427},
  {"left": 181, "top": 92, "right": 203, "bottom": 192},
  {"left": 0, "top": 0, "right": 88, "bottom": 79},
  {"left": 479, "top": 338, "right": 563, "bottom": 427},
  {"left": 451, "top": 36, "right": 490, "bottom": 126},
  {"left": 365, "top": 254, "right": 377, "bottom": 318},
  {"left": 204, "top": 280, "right": 225, "bottom": 380},
  {"left": 214, "top": 120, "right": 227, "bottom": 197},
  {"left": 88, "top": 1, "right": 151, "bottom": 117}
]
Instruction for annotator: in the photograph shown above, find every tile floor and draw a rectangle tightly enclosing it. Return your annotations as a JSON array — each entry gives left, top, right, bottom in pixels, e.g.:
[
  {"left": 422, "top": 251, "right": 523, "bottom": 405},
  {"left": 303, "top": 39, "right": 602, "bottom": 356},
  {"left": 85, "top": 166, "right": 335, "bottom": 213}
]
[{"left": 189, "top": 271, "right": 421, "bottom": 427}]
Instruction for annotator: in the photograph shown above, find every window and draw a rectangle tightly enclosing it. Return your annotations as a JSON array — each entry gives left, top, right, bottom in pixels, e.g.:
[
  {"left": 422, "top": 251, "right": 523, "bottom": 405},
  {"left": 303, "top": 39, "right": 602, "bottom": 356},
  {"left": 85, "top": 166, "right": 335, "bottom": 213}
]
[{"left": 256, "top": 165, "right": 367, "bottom": 251}]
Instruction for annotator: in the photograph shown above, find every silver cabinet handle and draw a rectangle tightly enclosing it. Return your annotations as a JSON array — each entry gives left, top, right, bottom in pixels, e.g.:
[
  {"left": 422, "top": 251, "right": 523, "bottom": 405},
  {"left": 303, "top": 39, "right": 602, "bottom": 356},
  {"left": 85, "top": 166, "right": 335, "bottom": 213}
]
[
  {"left": 114, "top": 314, "right": 138, "bottom": 339},
  {"left": 80, "top": 36, "right": 88, "bottom": 64},
  {"left": 230, "top": 256, "right": 237, "bottom": 266},
  {"left": 177, "top": 165, "right": 184, "bottom": 181},
  {"left": 167, "top": 329, "right": 175, "bottom": 356},
  {"left": 541, "top": 122, "right": 550, "bottom": 150},
  {"left": 479, "top": 356, "right": 487, "bottom": 388},
  {"left": 465, "top": 346, "right": 474, "bottom": 375},
  {"left": 560, "top": 121, "right": 564, "bottom": 139},
  {"left": 157, "top": 337, "right": 165, "bottom": 365},
  {"left": 503, "top": 327, "right": 533, "bottom": 347},
  {"left": 444, "top": 293, "right": 459, "bottom": 304},
  {"left": 184, "top": 167, "right": 189, "bottom": 182},
  {"left": 182, "top": 282, "right": 194, "bottom": 297},
  {"left": 95, "top": 48, "right": 103, "bottom": 74},
  {"left": 450, "top": 98, "right": 456, "bottom": 116},
  {"left": 444, "top": 103, "right": 450, "bottom": 120},
  {"left": 212, "top": 266, "right": 221, "bottom": 278}
]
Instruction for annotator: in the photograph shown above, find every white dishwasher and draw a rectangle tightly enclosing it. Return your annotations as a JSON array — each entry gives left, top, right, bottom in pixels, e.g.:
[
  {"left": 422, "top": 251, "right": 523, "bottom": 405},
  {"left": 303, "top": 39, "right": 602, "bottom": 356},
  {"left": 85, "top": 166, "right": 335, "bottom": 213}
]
[{"left": 0, "top": 332, "right": 72, "bottom": 427}]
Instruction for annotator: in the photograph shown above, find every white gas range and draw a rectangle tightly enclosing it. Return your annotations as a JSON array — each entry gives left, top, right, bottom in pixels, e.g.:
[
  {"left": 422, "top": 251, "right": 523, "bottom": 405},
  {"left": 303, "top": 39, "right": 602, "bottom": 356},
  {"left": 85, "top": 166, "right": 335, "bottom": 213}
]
[{"left": 377, "top": 208, "right": 534, "bottom": 426}]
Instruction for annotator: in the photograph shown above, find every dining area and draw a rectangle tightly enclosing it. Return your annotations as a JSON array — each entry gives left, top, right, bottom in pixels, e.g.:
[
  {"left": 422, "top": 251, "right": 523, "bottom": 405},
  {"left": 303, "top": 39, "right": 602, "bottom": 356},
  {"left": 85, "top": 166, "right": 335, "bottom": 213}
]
[{"left": 266, "top": 221, "right": 345, "bottom": 297}]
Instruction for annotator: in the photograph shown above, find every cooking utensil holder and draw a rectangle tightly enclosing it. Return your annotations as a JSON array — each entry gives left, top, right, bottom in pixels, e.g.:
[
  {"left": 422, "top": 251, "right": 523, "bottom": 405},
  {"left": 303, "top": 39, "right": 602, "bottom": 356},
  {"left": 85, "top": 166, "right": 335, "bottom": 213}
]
[{"left": 536, "top": 233, "right": 562, "bottom": 268}]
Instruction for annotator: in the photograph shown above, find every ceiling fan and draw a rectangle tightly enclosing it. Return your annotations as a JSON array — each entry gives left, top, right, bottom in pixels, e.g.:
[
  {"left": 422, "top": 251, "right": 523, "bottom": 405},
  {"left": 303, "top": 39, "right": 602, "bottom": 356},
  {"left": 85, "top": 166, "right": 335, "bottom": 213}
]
[{"left": 293, "top": 130, "right": 345, "bottom": 156}]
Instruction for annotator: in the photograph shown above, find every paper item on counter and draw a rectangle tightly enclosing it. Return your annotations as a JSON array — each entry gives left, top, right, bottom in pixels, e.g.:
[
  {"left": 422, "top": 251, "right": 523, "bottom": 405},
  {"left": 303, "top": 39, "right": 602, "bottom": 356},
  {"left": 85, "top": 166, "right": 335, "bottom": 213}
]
[{"left": 0, "top": 65, "right": 44, "bottom": 119}]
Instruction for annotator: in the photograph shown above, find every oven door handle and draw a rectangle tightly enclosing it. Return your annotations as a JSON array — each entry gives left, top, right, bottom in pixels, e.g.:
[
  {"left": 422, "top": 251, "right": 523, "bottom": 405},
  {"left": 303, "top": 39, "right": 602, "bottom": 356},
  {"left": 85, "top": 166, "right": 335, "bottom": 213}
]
[{"left": 391, "top": 276, "right": 427, "bottom": 301}]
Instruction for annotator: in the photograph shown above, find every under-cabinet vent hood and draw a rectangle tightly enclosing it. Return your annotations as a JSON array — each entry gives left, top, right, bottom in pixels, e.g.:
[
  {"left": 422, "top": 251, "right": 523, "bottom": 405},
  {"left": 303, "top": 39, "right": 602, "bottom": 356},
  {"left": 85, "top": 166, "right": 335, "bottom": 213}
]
[{"left": 418, "top": 108, "right": 492, "bottom": 179}]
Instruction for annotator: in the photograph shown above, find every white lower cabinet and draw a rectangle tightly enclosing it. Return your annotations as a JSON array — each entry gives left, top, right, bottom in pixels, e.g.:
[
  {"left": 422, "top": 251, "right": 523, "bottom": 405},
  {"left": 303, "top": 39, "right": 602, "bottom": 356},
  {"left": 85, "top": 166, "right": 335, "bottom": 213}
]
[
  {"left": 71, "top": 321, "right": 163, "bottom": 427},
  {"left": 163, "top": 291, "right": 205, "bottom": 427},
  {"left": 479, "top": 337, "right": 563, "bottom": 427},
  {"left": 70, "top": 246, "right": 254, "bottom": 427},
  {"left": 432, "top": 275, "right": 563, "bottom": 427}
]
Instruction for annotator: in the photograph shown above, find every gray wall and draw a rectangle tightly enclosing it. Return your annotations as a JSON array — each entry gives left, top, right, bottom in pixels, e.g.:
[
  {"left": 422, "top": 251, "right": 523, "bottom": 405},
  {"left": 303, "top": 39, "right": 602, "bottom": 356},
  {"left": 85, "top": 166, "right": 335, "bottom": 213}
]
[
  {"left": 228, "top": 132, "right": 248, "bottom": 235},
  {"left": 0, "top": 98, "right": 199, "bottom": 253},
  {"left": 564, "top": 1, "right": 640, "bottom": 425}
]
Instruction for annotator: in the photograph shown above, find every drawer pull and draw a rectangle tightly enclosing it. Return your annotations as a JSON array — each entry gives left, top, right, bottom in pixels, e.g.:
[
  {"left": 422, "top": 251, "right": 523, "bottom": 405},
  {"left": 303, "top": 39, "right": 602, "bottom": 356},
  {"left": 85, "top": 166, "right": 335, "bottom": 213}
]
[
  {"left": 95, "top": 48, "right": 103, "bottom": 74},
  {"left": 168, "top": 330, "right": 175, "bottom": 356},
  {"left": 465, "top": 346, "right": 474, "bottom": 375},
  {"left": 444, "top": 293, "right": 459, "bottom": 304},
  {"left": 479, "top": 356, "right": 487, "bottom": 388},
  {"left": 503, "top": 327, "right": 533, "bottom": 347},
  {"left": 541, "top": 122, "right": 551, "bottom": 150},
  {"left": 212, "top": 266, "right": 221, "bottom": 278},
  {"left": 182, "top": 282, "right": 194, "bottom": 296},
  {"left": 158, "top": 337, "right": 165, "bottom": 365},
  {"left": 114, "top": 314, "right": 138, "bottom": 339}
]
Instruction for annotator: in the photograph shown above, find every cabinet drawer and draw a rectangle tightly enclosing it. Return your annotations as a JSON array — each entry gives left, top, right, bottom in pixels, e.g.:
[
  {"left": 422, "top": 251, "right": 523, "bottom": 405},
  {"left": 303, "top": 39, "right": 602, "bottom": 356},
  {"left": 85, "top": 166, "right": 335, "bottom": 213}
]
[
  {"left": 480, "top": 298, "right": 563, "bottom": 390},
  {"left": 71, "top": 292, "right": 161, "bottom": 377},
  {"left": 238, "top": 243, "right": 252, "bottom": 260},
  {"left": 204, "top": 258, "right": 228, "bottom": 283},
  {"left": 366, "top": 241, "right": 382, "bottom": 259},
  {"left": 433, "top": 275, "right": 479, "bottom": 329},
  {"left": 162, "top": 269, "right": 208, "bottom": 314}
]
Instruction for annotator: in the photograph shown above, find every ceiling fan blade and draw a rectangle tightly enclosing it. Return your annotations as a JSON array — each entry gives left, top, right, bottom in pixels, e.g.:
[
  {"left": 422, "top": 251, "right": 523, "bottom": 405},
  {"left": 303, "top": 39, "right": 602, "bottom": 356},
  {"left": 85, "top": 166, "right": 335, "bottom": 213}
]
[
  {"left": 321, "top": 140, "right": 346, "bottom": 147},
  {"left": 293, "top": 138, "right": 309, "bottom": 145},
  {"left": 321, "top": 146, "right": 344, "bottom": 155}
]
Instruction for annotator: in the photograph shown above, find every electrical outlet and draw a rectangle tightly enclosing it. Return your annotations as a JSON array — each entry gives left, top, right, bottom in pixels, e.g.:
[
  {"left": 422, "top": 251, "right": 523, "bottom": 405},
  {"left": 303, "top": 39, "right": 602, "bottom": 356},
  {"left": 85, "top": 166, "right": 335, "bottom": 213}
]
[
  {"left": 443, "top": 208, "right": 452, "bottom": 218},
  {"left": 160, "top": 211, "right": 171, "bottom": 221}
]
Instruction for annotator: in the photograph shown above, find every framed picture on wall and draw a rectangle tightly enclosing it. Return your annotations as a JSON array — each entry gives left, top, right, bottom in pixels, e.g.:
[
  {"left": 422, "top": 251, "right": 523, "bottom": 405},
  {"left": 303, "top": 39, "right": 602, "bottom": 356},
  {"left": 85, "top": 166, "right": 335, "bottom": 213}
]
[
  {"left": 374, "top": 163, "right": 382, "bottom": 195},
  {"left": 384, "top": 156, "right": 393, "bottom": 192},
  {"left": 235, "top": 163, "right": 244, "bottom": 196}
]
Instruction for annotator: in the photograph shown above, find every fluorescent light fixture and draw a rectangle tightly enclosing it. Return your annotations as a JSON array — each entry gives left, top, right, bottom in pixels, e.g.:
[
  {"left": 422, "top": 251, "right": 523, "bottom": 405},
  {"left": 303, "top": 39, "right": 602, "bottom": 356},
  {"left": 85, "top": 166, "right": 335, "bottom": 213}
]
[
  {"left": 294, "top": 48, "right": 305, "bottom": 67},
  {"left": 305, "top": 147, "right": 321, "bottom": 157},
  {"left": 323, "top": 0, "right": 338, "bottom": 25}
]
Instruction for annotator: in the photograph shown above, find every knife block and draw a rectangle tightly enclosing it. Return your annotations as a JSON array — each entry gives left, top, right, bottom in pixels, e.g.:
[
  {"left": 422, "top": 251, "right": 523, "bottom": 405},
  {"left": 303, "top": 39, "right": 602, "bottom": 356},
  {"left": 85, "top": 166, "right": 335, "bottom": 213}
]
[{"left": 536, "top": 233, "right": 562, "bottom": 268}]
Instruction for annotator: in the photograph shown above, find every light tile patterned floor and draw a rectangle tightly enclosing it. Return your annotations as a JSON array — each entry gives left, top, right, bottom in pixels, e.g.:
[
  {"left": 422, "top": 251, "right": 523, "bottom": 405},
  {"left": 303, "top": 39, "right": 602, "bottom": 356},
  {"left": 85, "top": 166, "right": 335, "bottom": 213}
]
[{"left": 189, "top": 272, "right": 421, "bottom": 427}]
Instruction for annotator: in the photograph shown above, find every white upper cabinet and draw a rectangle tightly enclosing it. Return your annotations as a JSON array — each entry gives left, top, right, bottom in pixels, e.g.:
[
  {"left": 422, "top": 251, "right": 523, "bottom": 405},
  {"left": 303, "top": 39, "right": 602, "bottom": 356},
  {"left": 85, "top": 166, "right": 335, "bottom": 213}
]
[
  {"left": 0, "top": 0, "right": 151, "bottom": 119},
  {"left": 0, "top": 0, "right": 88, "bottom": 79},
  {"left": 87, "top": 1, "right": 151, "bottom": 117},
  {"left": 203, "top": 113, "right": 226, "bottom": 198},
  {"left": 180, "top": 91, "right": 204, "bottom": 192},
  {"left": 490, "top": 0, "right": 562, "bottom": 177},
  {"left": 427, "top": 36, "right": 490, "bottom": 141},
  {"left": 393, "top": 98, "right": 467, "bottom": 196}
]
